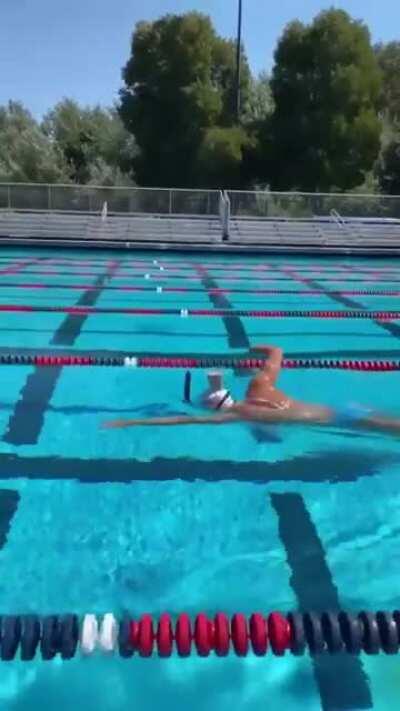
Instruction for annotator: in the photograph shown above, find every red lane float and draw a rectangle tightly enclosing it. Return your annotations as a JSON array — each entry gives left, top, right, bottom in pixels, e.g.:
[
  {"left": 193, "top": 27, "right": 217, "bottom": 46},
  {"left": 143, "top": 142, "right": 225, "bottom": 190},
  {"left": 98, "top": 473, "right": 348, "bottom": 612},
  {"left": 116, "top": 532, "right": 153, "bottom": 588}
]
[
  {"left": 109, "top": 611, "right": 290, "bottom": 658},
  {"left": 0, "top": 609, "right": 398, "bottom": 660},
  {"left": 0, "top": 353, "right": 399, "bottom": 371}
]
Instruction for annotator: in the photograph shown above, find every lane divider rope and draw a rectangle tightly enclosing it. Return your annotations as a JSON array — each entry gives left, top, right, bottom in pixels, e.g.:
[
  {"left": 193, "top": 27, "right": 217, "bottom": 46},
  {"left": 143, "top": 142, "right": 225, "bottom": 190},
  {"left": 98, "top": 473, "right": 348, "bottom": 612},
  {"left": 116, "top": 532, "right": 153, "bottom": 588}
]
[
  {"left": 0, "top": 610, "right": 398, "bottom": 660},
  {"left": 1, "top": 283, "right": 400, "bottom": 297},
  {"left": 11, "top": 257, "right": 400, "bottom": 274},
  {"left": 5, "top": 256, "right": 400, "bottom": 276},
  {"left": 10, "top": 271, "right": 400, "bottom": 284},
  {"left": 0, "top": 304, "right": 399, "bottom": 319},
  {"left": 9, "top": 255, "right": 400, "bottom": 274},
  {"left": 0, "top": 353, "right": 398, "bottom": 370}
]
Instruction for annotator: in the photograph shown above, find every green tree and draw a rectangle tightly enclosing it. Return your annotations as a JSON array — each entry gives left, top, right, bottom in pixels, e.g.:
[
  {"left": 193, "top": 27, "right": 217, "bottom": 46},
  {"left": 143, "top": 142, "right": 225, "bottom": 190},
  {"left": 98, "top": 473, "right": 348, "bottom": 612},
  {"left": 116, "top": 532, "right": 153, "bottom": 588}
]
[
  {"left": 119, "top": 12, "right": 251, "bottom": 187},
  {"left": 375, "top": 42, "right": 400, "bottom": 127},
  {"left": 376, "top": 134, "right": 400, "bottom": 194},
  {"left": 267, "top": 10, "right": 382, "bottom": 192},
  {"left": 0, "top": 102, "right": 69, "bottom": 183},
  {"left": 240, "top": 73, "right": 274, "bottom": 186},
  {"left": 197, "top": 126, "right": 252, "bottom": 188},
  {"left": 211, "top": 37, "right": 251, "bottom": 125},
  {"left": 364, "top": 42, "right": 400, "bottom": 196},
  {"left": 42, "top": 100, "right": 135, "bottom": 185},
  {"left": 242, "top": 72, "right": 273, "bottom": 125}
]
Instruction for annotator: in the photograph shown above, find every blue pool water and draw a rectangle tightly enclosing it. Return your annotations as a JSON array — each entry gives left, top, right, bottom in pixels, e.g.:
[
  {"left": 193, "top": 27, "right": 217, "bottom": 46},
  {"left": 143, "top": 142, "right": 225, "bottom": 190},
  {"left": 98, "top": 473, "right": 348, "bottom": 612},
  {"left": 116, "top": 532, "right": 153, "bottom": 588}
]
[{"left": 0, "top": 247, "right": 399, "bottom": 710}]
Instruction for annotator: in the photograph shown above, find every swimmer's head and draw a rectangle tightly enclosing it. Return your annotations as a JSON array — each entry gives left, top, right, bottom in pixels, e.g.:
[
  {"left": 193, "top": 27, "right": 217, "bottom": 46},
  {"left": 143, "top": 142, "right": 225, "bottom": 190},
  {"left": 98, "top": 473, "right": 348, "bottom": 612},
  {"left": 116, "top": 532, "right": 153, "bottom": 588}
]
[{"left": 202, "top": 388, "right": 235, "bottom": 411}]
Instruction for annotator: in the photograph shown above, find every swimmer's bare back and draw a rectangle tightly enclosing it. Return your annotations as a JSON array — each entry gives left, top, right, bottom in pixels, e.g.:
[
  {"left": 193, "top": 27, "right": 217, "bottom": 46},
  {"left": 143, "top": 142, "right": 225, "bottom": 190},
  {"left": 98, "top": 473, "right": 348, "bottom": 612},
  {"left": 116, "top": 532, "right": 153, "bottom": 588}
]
[{"left": 241, "top": 345, "right": 332, "bottom": 423}]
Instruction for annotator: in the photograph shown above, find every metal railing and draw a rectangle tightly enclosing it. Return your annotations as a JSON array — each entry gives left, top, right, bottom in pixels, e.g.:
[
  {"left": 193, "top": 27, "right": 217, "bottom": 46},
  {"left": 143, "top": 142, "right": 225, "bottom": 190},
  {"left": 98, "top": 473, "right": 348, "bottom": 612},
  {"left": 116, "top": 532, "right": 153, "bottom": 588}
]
[
  {"left": 329, "top": 208, "right": 362, "bottom": 242},
  {"left": 0, "top": 184, "right": 221, "bottom": 216},
  {"left": 226, "top": 190, "right": 400, "bottom": 220},
  {"left": 218, "top": 190, "right": 231, "bottom": 240}
]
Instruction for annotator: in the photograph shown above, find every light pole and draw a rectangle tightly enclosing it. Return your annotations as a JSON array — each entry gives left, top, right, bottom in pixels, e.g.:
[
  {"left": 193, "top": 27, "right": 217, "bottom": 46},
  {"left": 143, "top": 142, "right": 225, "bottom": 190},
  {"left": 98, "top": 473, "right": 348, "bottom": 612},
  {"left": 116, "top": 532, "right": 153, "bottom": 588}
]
[{"left": 235, "top": 0, "right": 243, "bottom": 123}]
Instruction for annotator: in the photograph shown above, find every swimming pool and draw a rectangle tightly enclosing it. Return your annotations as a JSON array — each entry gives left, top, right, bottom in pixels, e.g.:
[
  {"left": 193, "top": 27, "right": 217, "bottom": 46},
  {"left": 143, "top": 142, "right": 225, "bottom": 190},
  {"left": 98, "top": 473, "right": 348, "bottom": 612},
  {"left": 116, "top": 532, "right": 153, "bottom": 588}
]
[{"left": 0, "top": 246, "right": 399, "bottom": 710}]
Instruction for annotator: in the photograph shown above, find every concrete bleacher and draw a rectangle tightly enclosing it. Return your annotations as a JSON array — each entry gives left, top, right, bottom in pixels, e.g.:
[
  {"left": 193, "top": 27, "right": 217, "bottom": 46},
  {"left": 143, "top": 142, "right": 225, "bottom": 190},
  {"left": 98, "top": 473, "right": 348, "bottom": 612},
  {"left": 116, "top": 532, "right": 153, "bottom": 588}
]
[
  {"left": 0, "top": 205, "right": 400, "bottom": 255},
  {"left": 0, "top": 211, "right": 222, "bottom": 250},
  {"left": 227, "top": 216, "right": 400, "bottom": 254}
]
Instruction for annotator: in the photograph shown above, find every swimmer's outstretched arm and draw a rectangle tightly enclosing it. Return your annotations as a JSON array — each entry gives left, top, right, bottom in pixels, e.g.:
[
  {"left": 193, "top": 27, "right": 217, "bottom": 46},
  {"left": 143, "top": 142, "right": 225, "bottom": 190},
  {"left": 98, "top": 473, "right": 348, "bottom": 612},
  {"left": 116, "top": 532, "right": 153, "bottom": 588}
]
[{"left": 102, "top": 412, "right": 240, "bottom": 429}]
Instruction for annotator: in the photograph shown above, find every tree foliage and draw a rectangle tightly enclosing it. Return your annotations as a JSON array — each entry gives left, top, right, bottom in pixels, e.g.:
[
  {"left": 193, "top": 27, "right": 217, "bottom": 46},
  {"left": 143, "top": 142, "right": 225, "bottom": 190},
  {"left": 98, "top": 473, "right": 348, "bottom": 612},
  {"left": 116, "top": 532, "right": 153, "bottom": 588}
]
[
  {"left": 371, "top": 43, "right": 400, "bottom": 195},
  {"left": 242, "top": 72, "right": 273, "bottom": 126},
  {"left": 0, "top": 102, "right": 69, "bottom": 183},
  {"left": 267, "top": 9, "right": 382, "bottom": 191},
  {"left": 375, "top": 42, "right": 400, "bottom": 127},
  {"left": 1, "top": 10, "right": 396, "bottom": 195},
  {"left": 119, "top": 12, "right": 253, "bottom": 187},
  {"left": 0, "top": 100, "right": 135, "bottom": 186},
  {"left": 197, "top": 126, "right": 252, "bottom": 188},
  {"left": 42, "top": 100, "right": 136, "bottom": 185},
  {"left": 211, "top": 37, "right": 252, "bottom": 126},
  {"left": 376, "top": 135, "right": 400, "bottom": 194}
]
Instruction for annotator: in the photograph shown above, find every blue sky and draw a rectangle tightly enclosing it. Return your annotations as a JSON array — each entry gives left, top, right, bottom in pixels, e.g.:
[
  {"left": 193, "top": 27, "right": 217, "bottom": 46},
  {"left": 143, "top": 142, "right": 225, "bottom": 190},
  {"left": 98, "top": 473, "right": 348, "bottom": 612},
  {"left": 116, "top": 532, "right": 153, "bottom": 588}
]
[{"left": 1, "top": 0, "right": 398, "bottom": 118}]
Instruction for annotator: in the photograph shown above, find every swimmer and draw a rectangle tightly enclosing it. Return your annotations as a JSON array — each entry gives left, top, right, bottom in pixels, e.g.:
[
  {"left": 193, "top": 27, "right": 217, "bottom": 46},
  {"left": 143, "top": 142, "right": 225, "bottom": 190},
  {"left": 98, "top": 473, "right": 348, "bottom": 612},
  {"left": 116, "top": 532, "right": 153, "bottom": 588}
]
[{"left": 103, "top": 344, "right": 400, "bottom": 436}]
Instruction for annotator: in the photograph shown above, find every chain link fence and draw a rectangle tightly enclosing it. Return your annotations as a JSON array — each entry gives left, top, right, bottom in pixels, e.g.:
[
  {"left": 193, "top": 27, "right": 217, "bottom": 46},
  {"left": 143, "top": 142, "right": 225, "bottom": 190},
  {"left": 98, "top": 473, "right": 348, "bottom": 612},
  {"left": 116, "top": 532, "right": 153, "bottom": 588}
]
[
  {"left": 226, "top": 191, "right": 400, "bottom": 220},
  {"left": 2, "top": 183, "right": 400, "bottom": 220},
  {"left": 0, "top": 184, "right": 220, "bottom": 216}
]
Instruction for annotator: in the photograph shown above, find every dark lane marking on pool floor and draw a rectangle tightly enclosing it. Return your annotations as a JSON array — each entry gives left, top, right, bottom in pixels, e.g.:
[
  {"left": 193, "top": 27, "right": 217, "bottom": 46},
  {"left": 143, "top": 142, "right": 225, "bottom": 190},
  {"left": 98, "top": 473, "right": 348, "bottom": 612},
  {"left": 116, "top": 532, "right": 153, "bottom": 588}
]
[
  {"left": 193, "top": 264, "right": 249, "bottom": 349},
  {"left": 270, "top": 493, "right": 372, "bottom": 711},
  {"left": 51, "top": 261, "right": 119, "bottom": 345},
  {"left": 0, "top": 447, "right": 392, "bottom": 483},
  {"left": 272, "top": 268, "right": 394, "bottom": 709},
  {"left": 0, "top": 401, "right": 194, "bottom": 416},
  {"left": 293, "top": 272, "right": 400, "bottom": 341},
  {"left": 4, "top": 368, "right": 62, "bottom": 445},
  {"left": 284, "top": 271, "right": 371, "bottom": 311},
  {"left": 3, "top": 261, "right": 120, "bottom": 446},
  {"left": 0, "top": 489, "right": 20, "bottom": 549}
]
